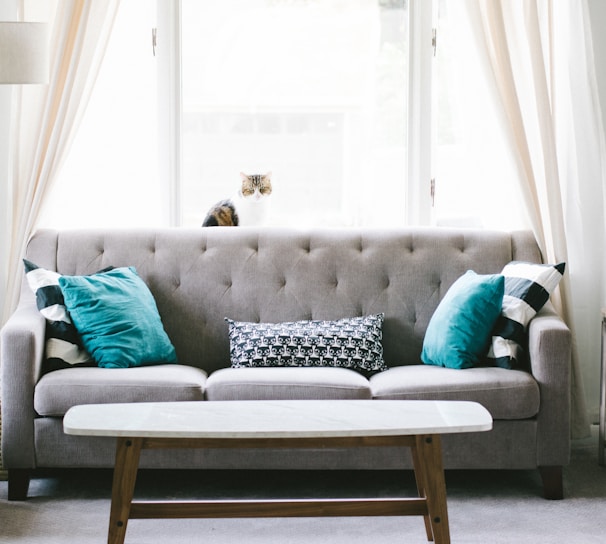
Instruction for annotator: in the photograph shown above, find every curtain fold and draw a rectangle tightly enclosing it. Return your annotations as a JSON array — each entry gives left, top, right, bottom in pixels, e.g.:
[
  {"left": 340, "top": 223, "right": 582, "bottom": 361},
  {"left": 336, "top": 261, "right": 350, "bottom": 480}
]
[
  {"left": 2, "top": 0, "right": 120, "bottom": 322},
  {"left": 475, "top": 0, "right": 605, "bottom": 438}
]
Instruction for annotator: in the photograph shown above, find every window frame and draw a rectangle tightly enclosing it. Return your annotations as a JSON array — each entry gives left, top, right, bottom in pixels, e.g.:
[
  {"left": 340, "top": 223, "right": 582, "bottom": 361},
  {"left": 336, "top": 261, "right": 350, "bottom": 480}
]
[{"left": 156, "top": 0, "right": 436, "bottom": 227}]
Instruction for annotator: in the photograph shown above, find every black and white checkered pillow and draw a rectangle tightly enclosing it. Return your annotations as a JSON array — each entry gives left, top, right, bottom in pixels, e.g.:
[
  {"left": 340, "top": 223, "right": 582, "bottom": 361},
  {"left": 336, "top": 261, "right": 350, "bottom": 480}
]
[
  {"left": 486, "top": 261, "right": 565, "bottom": 369},
  {"left": 226, "top": 314, "right": 388, "bottom": 374},
  {"left": 23, "top": 260, "right": 111, "bottom": 374}
]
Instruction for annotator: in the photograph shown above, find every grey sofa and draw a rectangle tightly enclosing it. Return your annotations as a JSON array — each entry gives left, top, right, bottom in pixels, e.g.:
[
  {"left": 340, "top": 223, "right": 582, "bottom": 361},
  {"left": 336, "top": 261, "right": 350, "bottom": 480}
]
[{"left": 1, "top": 227, "right": 571, "bottom": 500}]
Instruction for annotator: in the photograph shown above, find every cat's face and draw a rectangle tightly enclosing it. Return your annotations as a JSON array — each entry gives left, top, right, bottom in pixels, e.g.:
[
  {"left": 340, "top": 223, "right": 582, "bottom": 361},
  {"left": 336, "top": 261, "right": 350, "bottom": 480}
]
[{"left": 240, "top": 172, "right": 272, "bottom": 201}]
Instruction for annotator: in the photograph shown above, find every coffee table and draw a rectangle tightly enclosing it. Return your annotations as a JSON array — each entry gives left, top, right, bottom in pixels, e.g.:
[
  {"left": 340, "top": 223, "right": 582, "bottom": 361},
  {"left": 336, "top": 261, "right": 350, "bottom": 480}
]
[{"left": 63, "top": 399, "right": 492, "bottom": 544}]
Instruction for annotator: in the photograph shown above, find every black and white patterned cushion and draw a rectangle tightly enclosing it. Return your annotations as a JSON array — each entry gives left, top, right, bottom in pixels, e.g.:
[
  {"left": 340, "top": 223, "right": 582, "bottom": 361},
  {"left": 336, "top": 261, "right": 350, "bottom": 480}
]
[
  {"left": 226, "top": 314, "right": 388, "bottom": 374},
  {"left": 23, "top": 260, "right": 111, "bottom": 374},
  {"left": 486, "top": 261, "right": 565, "bottom": 369}
]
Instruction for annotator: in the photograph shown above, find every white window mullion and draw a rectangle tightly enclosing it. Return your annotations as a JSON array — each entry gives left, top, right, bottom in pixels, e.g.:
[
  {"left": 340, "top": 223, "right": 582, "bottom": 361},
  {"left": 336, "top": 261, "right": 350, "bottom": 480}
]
[
  {"left": 407, "top": 0, "right": 435, "bottom": 226},
  {"left": 156, "top": 0, "right": 182, "bottom": 226}
]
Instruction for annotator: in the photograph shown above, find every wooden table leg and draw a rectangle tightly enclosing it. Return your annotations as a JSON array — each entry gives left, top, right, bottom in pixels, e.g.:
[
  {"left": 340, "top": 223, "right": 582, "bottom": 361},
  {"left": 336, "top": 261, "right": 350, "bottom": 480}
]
[
  {"left": 415, "top": 434, "right": 450, "bottom": 544},
  {"left": 108, "top": 437, "right": 143, "bottom": 544},
  {"left": 411, "top": 442, "right": 434, "bottom": 541}
]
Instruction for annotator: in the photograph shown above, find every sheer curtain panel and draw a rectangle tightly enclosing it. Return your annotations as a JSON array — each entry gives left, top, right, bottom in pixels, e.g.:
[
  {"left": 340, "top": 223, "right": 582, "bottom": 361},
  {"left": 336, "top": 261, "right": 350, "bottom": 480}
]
[
  {"left": 2, "top": 0, "right": 120, "bottom": 322},
  {"left": 475, "top": 0, "right": 606, "bottom": 438}
]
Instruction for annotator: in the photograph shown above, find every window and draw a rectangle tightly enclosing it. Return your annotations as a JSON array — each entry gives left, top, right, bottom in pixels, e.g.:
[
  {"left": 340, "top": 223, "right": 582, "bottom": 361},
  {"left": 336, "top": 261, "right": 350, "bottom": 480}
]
[
  {"left": 39, "top": 0, "right": 163, "bottom": 229},
  {"left": 41, "top": 0, "right": 526, "bottom": 231},
  {"left": 432, "top": 0, "right": 526, "bottom": 229},
  {"left": 179, "top": 0, "right": 411, "bottom": 227}
]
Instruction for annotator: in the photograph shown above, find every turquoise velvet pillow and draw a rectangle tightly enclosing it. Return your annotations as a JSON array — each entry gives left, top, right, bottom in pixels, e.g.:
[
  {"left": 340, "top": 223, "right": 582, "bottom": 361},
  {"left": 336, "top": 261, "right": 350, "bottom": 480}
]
[
  {"left": 58, "top": 267, "right": 177, "bottom": 369},
  {"left": 421, "top": 270, "right": 504, "bottom": 369}
]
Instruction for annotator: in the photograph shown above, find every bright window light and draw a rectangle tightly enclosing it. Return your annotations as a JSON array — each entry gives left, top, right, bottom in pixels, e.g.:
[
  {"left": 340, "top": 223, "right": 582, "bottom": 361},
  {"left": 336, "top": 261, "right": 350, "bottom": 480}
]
[{"left": 180, "top": 0, "right": 410, "bottom": 227}]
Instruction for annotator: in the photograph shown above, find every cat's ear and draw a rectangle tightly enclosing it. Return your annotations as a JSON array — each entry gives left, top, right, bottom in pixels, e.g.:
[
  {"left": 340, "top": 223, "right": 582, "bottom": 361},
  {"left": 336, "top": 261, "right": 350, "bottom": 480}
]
[
  {"left": 264, "top": 171, "right": 272, "bottom": 179},
  {"left": 240, "top": 172, "right": 249, "bottom": 182}
]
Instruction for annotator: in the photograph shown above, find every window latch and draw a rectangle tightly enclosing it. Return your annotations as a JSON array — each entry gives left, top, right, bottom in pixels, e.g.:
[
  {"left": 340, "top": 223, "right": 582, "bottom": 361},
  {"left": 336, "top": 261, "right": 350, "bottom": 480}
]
[
  {"left": 432, "top": 28, "right": 437, "bottom": 56},
  {"left": 152, "top": 28, "right": 157, "bottom": 57}
]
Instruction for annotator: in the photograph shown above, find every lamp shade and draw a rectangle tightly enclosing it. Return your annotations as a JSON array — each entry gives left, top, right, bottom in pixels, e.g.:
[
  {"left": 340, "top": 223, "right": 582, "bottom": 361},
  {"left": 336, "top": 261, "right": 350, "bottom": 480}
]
[{"left": 0, "top": 22, "right": 48, "bottom": 84}]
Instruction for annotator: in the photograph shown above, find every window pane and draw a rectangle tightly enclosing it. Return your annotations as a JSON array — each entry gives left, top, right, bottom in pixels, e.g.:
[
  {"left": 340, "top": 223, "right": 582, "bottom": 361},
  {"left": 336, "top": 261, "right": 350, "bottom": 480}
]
[
  {"left": 181, "top": 0, "right": 409, "bottom": 227},
  {"left": 434, "top": 1, "right": 527, "bottom": 229},
  {"left": 39, "top": 0, "right": 162, "bottom": 229}
]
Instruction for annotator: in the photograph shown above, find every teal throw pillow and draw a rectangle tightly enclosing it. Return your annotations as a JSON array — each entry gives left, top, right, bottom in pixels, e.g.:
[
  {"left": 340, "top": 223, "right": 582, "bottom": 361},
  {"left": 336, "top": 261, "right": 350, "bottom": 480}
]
[
  {"left": 421, "top": 270, "right": 504, "bottom": 369},
  {"left": 58, "top": 267, "right": 177, "bottom": 369}
]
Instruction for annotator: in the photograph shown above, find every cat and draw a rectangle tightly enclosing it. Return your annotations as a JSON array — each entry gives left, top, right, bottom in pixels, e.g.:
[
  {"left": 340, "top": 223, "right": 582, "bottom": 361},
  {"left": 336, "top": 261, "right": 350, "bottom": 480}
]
[{"left": 202, "top": 172, "right": 273, "bottom": 227}]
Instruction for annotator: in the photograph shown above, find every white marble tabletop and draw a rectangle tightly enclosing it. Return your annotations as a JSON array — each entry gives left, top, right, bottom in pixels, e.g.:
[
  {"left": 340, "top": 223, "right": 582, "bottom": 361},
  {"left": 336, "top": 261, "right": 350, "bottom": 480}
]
[{"left": 63, "top": 400, "right": 492, "bottom": 439}]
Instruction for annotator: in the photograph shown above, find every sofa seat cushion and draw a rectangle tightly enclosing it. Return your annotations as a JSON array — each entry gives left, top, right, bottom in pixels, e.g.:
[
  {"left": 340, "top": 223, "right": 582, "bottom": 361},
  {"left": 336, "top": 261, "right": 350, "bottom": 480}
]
[
  {"left": 34, "top": 364, "right": 207, "bottom": 417},
  {"left": 206, "top": 367, "right": 372, "bottom": 401},
  {"left": 370, "top": 365, "right": 539, "bottom": 420}
]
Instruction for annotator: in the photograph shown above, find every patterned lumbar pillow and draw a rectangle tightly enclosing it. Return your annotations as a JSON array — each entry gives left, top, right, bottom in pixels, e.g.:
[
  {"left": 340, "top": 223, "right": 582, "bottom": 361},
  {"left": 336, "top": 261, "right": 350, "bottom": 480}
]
[
  {"left": 486, "top": 261, "right": 565, "bottom": 369},
  {"left": 226, "top": 314, "right": 387, "bottom": 374},
  {"left": 23, "top": 259, "right": 111, "bottom": 374}
]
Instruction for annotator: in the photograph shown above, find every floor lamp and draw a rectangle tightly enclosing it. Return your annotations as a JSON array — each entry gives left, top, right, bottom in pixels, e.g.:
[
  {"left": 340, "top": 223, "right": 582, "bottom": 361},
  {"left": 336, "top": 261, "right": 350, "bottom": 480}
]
[{"left": 0, "top": 21, "right": 49, "bottom": 479}]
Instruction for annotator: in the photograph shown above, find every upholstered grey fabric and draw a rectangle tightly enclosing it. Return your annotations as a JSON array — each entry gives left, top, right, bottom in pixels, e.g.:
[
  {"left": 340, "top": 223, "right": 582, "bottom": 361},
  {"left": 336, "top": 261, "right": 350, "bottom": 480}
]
[
  {"left": 206, "top": 367, "right": 371, "bottom": 400},
  {"left": 34, "top": 365, "right": 207, "bottom": 417},
  {"left": 0, "top": 227, "right": 571, "bottom": 499},
  {"left": 527, "top": 303, "right": 572, "bottom": 467},
  {"left": 32, "top": 417, "right": 537, "bottom": 471},
  {"left": 0, "top": 303, "right": 45, "bottom": 469},
  {"left": 370, "top": 365, "right": 539, "bottom": 420},
  {"left": 19, "top": 228, "right": 541, "bottom": 374}
]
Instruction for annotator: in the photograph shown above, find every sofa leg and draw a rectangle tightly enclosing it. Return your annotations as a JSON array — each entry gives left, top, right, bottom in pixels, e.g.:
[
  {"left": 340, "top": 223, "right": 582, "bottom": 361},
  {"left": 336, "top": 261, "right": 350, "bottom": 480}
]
[
  {"left": 538, "top": 466, "right": 563, "bottom": 500},
  {"left": 8, "top": 469, "right": 31, "bottom": 501}
]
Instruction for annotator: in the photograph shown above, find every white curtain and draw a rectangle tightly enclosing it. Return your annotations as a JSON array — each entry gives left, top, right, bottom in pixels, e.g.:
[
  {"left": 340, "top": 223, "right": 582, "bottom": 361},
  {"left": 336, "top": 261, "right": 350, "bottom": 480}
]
[
  {"left": 473, "top": 0, "right": 606, "bottom": 438},
  {"left": 2, "top": 0, "right": 120, "bottom": 322}
]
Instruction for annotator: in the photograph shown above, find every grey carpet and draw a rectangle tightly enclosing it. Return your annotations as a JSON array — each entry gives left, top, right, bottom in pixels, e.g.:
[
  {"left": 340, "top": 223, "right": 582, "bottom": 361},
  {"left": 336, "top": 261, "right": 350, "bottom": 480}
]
[{"left": 1, "top": 428, "right": 605, "bottom": 543}]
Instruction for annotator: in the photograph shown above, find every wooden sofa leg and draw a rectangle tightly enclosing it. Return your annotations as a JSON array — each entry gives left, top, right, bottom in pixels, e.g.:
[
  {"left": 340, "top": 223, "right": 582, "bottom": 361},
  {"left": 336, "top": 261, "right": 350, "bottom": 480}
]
[
  {"left": 8, "top": 469, "right": 31, "bottom": 501},
  {"left": 538, "top": 466, "right": 563, "bottom": 500}
]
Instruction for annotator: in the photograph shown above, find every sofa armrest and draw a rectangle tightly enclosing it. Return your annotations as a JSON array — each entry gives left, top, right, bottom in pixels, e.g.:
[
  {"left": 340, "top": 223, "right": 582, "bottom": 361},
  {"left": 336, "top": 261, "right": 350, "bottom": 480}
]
[
  {"left": 1, "top": 301, "right": 45, "bottom": 469},
  {"left": 527, "top": 302, "right": 571, "bottom": 467}
]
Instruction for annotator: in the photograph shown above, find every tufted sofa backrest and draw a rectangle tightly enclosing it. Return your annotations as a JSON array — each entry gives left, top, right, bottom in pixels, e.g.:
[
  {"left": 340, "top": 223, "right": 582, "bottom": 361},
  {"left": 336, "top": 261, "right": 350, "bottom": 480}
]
[{"left": 24, "top": 227, "right": 542, "bottom": 372}]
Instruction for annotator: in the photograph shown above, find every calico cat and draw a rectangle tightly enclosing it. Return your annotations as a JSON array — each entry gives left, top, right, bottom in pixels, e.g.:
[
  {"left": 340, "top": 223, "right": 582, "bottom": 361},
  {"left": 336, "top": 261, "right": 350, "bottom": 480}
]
[{"left": 202, "top": 172, "right": 273, "bottom": 227}]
